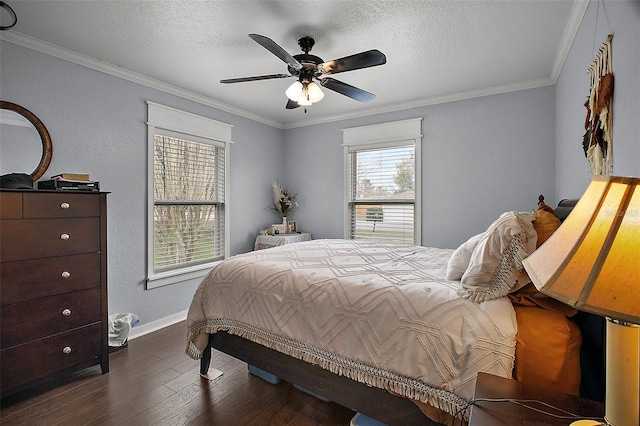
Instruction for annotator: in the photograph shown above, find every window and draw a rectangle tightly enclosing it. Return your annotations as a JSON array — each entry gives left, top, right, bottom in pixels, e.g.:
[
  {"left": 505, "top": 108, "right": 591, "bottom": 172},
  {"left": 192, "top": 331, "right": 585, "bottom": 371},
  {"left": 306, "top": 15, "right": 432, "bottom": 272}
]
[
  {"left": 343, "top": 118, "right": 422, "bottom": 244},
  {"left": 146, "top": 102, "right": 232, "bottom": 288}
]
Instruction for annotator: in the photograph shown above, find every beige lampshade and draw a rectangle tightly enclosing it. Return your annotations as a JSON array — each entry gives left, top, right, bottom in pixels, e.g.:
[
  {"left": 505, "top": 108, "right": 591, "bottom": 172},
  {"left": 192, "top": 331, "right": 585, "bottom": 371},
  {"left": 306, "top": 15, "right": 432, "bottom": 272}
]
[{"left": 523, "top": 175, "right": 640, "bottom": 325}]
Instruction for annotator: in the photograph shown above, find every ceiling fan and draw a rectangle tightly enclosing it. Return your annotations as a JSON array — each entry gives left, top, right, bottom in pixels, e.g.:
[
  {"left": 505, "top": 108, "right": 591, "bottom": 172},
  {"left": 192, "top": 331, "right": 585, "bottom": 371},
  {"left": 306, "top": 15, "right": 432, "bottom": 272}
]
[{"left": 220, "top": 34, "right": 386, "bottom": 110}]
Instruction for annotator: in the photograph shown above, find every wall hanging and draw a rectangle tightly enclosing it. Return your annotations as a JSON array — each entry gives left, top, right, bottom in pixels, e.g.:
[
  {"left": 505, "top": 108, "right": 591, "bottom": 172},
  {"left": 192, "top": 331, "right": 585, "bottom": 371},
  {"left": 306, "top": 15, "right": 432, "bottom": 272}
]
[{"left": 583, "top": 33, "right": 614, "bottom": 176}]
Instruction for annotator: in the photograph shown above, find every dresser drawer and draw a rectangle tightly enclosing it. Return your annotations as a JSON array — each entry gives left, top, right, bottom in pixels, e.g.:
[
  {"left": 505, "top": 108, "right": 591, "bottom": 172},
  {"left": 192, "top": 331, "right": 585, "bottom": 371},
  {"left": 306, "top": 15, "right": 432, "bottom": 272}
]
[
  {"left": 0, "top": 192, "right": 23, "bottom": 219},
  {"left": 23, "top": 192, "right": 101, "bottom": 218},
  {"left": 1, "top": 253, "right": 101, "bottom": 304},
  {"left": 1, "top": 323, "right": 102, "bottom": 392},
  {"left": 0, "top": 217, "right": 100, "bottom": 262},
  {"left": 1, "top": 287, "right": 101, "bottom": 349}
]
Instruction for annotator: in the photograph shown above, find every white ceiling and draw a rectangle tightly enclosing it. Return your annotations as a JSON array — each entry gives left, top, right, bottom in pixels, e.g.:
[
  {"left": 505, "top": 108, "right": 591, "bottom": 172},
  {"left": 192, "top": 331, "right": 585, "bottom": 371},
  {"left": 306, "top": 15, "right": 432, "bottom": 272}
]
[{"left": 1, "top": 1, "right": 586, "bottom": 129}]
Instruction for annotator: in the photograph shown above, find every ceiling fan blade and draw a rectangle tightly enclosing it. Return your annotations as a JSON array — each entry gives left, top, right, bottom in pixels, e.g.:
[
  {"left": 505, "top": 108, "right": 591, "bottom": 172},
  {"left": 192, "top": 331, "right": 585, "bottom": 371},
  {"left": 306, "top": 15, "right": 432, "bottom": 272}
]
[
  {"left": 318, "top": 50, "right": 386, "bottom": 75},
  {"left": 220, "top": 74, "right": 291, "bottom": 84},
  {"left": 249, "top": 34, "right": 303, "bottom": 71},
  {"left": 286, "top": 99, "right": 300, "bottom": 109},
  {"left": 319, "top": 78, "right": 376, "bottom": 102}
]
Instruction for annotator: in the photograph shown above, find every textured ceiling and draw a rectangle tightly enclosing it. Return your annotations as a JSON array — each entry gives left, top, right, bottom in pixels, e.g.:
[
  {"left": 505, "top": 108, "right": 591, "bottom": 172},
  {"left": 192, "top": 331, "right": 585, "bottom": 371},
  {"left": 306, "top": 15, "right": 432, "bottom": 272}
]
[{"left": 1, "top": 1, "right": 585, "bottom": 128}]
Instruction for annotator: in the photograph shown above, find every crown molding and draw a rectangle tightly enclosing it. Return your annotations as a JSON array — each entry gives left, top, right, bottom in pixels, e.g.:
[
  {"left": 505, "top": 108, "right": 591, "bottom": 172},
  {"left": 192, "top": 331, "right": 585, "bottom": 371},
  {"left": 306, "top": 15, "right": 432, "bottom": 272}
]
[
  {"left": 1, "top": 31, "right": 283, "bottom": 129},
  {"left": 282, "top": 77, "right": 555, "bottom": 129},
  {"left": 550, "top": 0, "right": 590, "bottom": 82}
]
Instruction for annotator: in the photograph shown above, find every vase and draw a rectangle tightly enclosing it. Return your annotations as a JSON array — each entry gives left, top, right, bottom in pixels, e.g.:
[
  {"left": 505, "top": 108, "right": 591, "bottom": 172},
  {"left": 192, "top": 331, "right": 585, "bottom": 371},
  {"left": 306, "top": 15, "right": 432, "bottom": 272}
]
[{"left": 282, "top": 216, "right": 288, "bottom": 233}]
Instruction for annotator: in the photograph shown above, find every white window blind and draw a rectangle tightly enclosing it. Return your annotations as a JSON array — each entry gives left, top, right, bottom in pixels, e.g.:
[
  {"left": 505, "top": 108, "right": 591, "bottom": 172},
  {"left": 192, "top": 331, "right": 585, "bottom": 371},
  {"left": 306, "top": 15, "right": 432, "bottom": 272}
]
[
  {"left": 347, "top": 144, "right": 415, "bottom": 243},
  {"left": 153, "top": 134, "right": 225, "bottom": 271},
  {"left": 343, "top": 118, "right": 422, "bottom": 244}
]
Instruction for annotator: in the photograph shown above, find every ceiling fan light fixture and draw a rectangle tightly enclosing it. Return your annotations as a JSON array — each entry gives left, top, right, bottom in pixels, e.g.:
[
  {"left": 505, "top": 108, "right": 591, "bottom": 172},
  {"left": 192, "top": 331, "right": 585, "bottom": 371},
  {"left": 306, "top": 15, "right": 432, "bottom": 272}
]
[
  {"left": 287, "top": 81, "right": 324, "bottom": 105},
  {"left": 285, "top": 81, "right": 303, "bottom": 101}
]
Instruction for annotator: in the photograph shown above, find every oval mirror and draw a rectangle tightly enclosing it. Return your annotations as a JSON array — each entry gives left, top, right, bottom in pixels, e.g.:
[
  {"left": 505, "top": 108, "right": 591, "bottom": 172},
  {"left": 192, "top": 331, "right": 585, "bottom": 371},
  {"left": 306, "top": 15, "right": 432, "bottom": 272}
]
[{"left": 0, "top": 101, "right": 52, "bottom": 181}]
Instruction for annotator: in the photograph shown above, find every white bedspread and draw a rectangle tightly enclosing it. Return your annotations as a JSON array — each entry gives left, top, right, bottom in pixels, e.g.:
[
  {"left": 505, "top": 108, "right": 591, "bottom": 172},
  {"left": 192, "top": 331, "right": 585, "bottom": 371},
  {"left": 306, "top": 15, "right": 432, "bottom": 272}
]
[{"left": 186, "top": 239, "right": 516, "bottom": 416}]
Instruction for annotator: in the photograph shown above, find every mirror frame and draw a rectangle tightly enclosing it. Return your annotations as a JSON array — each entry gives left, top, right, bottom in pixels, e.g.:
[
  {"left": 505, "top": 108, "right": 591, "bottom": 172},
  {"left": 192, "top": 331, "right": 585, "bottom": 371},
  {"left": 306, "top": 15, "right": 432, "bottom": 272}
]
[{"left": 0, "top": 101, "right": 52, "bottom": 181}]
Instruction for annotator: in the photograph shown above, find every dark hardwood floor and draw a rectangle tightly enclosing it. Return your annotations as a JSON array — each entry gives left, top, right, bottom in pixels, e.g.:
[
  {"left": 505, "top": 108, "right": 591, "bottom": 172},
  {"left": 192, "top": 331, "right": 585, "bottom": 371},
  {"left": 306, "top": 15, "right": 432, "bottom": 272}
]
[{"left": 0, "top": 321, "right": 356, "bottom": 425}]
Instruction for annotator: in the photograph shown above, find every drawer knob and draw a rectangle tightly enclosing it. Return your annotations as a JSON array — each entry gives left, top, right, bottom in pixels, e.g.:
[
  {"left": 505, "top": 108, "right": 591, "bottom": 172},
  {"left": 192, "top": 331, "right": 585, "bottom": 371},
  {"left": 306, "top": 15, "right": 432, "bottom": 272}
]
[
  {"left": 62, "top": 308, "right": 72, "bottom": 316},
  {"left": 63, "top": 346, "right": 72, "bottom": 354},
  {"left": 61, "top": 271, "right": 71, "bottom": 279},
  {"left": 60, "top": 202, "right": 70, "bottom": 209},
  {"left": 60, "top": 233, "right": 70, "bottom": 240}
]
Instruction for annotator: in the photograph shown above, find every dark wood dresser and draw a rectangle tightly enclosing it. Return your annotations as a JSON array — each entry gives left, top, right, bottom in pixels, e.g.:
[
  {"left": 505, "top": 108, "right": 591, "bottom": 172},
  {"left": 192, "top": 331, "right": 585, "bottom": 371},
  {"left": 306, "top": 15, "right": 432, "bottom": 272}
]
[{"left": 0, "top": 189, "right": 108, "bottom": 395}]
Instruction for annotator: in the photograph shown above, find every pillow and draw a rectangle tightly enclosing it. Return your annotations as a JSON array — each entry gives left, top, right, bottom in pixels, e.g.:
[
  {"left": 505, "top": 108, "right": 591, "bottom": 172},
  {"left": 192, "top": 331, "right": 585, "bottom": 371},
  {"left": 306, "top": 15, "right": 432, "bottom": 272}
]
[
  {"left": 533, "top": 202, "right": 561, "bottom": 248},
  {"left": 446, "top": 233, "right": 485, "bottom": 280},
  {"left": 512, "top": 305, "right": 582, "bottom": 396},
  {"left": 458, "top": 212, "right": 537, "bottom": 302}
]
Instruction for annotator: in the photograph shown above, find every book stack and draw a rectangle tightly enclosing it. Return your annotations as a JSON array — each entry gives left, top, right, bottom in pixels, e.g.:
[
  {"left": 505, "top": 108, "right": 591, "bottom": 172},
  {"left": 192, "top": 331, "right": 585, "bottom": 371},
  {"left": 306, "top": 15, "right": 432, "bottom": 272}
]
[{"left": 38, "top": 173, "right": 100, "bottom": 191}]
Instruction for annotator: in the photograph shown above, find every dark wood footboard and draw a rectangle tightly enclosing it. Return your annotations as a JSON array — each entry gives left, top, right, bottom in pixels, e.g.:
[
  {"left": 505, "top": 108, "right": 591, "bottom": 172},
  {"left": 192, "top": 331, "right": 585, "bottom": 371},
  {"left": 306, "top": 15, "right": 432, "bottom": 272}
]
[{"left": 202, "top": 332, "right": 441, "bottom": 426}]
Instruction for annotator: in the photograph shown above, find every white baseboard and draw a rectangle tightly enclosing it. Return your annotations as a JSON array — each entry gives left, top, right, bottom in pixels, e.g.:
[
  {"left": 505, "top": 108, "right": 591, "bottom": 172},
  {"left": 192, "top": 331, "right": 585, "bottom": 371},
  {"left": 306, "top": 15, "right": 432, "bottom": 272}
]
[{"left": 128, "top": 309, "right": 188, "bottom": 341}]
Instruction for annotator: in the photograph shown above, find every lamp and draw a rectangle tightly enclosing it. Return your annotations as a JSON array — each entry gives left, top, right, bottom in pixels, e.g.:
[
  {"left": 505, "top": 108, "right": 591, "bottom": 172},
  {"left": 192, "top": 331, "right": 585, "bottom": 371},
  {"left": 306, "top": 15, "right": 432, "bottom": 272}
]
[
  {"left": 523, "top": 175, "right": 640, "bottom": 426},
  {"left": 286, "top": 80, "right": 324, "bottom": 105}
]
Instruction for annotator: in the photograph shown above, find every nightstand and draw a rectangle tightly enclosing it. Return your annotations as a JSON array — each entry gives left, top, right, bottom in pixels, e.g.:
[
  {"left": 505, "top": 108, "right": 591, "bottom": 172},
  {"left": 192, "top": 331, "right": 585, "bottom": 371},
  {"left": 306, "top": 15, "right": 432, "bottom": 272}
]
[
  {"left": 254, "top": 232, "right": 312, "bottom": 250},
  {"left": 469, "top": 372, "right": 604, "bottom": 425}
]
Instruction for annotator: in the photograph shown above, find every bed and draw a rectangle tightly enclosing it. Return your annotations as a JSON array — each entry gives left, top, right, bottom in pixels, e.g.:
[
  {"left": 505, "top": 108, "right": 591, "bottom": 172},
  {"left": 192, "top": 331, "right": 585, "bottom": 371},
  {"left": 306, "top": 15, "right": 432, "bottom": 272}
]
[{"left": 186, "top": 198, "right": 583, "bottom": 425}]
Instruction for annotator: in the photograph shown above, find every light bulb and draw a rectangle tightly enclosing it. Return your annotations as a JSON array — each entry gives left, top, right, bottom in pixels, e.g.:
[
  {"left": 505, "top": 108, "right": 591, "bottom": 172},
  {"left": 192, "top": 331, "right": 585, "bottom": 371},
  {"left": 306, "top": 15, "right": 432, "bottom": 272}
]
[
  {"left": 306, "top": 82, "right": 324, "bottom": 102},
  {"left": 298, "top": 94, "right": 312, "bottom": 106},
  {"left": 285, "top": 81, "right": 303, "bottom": 101}
]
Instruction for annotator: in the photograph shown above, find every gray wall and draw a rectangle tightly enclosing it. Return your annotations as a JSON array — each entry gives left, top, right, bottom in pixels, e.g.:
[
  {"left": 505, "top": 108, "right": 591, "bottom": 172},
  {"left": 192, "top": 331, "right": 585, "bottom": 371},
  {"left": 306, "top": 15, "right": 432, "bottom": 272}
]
[
  {"left": 555, "top": 0, "right": 640, "bottom": 199},
  {"left": 284, "top": 86, "right": 557, "bottom": 249},
  {"left": 1, "top": 41, "right": 285, "bottom": 325}
]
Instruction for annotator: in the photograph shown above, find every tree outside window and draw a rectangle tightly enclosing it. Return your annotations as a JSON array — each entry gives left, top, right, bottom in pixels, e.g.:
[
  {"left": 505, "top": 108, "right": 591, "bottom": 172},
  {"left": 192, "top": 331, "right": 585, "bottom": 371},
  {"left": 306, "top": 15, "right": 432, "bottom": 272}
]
[{"left": 153, "top": 135, "right": 225, "bottom": 272}]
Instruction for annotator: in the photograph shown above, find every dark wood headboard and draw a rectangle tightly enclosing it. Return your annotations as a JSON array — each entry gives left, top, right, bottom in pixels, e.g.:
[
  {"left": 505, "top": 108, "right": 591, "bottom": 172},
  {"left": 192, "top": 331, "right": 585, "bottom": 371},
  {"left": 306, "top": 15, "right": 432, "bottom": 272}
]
[
  {"left": 536, "top": 195, "right": 579, "bottom": 222},
  {"left": 555, "top": 198, "right": 579, "bottom": 222}
]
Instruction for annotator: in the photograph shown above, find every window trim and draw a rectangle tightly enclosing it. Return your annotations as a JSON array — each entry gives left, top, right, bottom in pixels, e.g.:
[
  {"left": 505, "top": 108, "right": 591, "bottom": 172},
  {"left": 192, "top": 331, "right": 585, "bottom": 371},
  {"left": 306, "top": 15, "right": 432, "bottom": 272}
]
[
  {"left": 342, "top": 118, "right": 422, "bottom": 244},
  {"left": 146, "top": 102, "right": 233, "bottom": 289}
]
